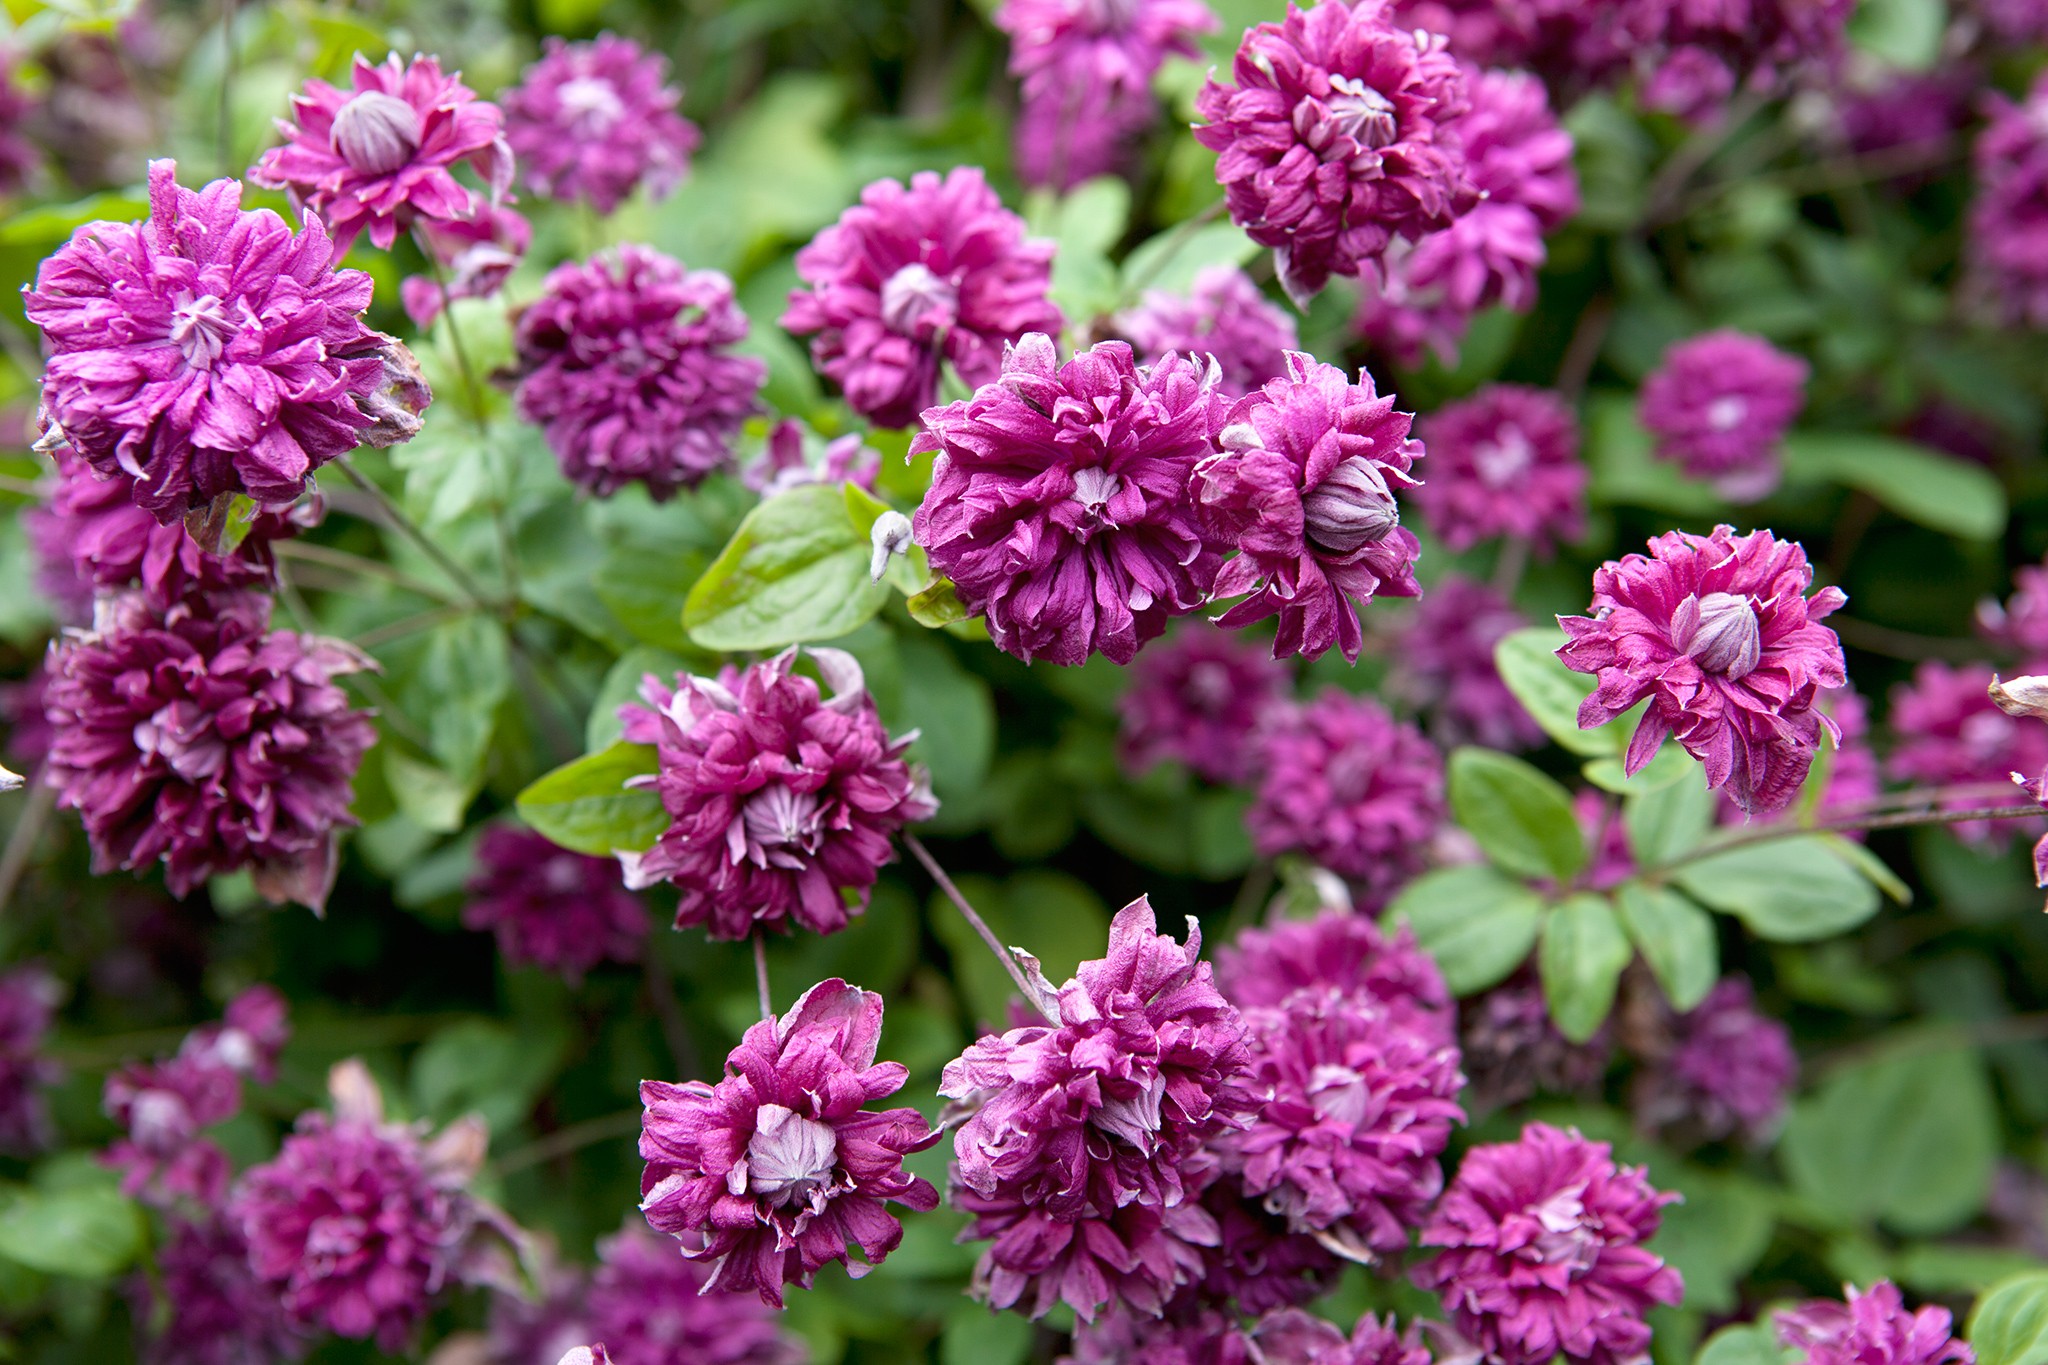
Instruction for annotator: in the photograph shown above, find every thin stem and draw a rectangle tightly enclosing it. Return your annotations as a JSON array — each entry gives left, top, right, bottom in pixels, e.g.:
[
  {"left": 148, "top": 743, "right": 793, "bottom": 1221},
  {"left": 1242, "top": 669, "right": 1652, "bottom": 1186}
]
[
  {"left": 0, "top": 783, "right": 54, "bottom": 920},
  {"left": 1490, "top": 536, "right": 1530, "bottom": 598},
  {"left": 488, "top": 1109, "right": 641, "bottom": 1178},
  {"left": 421, "top": 251, "right": 520, "bottom": 598},
  {"left": 753, "top": 933, "right": 773, "bottom": 1021},
  {"left": 904, "top": 833, "right": 1042, "bottom": 1012},
  {"left": 1642, "top": 89, "right": 1772, "bottom": 227},
  {"left": 1554, "top": 295, "right": 1614, "bottom": 400},
  {"left": 1654, "top": 801, "right": 2044, "bottom": 873},
  {"left": 333, "top": 458, "right": 499, "bottom": 609},
  {"left": 272, "top": 540, "right": 463, "bottom": 603},
  {"left": 1117, "top": 198, "right": 1230, "bottom": 305},
  {"left": 0, "top": 473, "right": 47, "bottom": 498},
  {"left": 350, "top": 604, "right": 473, "bottom": 651},
  {"left": 1830, "top": 615, "right": 1993, "bottom": 664}
]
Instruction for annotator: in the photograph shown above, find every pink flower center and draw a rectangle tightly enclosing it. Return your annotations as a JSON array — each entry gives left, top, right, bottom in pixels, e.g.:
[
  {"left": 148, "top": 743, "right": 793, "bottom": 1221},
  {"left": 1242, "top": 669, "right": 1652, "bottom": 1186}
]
[
  {"left": 130, "top": 1089, "right": 194, "bottom": 1150},
  {"left": 1325, "top": 747, "right": 1374, "bottom": 804},
  {"left": 556, "top": 75, "right": 626, "bottom": 135},
  {"left": 304, "top": 1212, "right": 369, "bottom": 1262},
  {"left": 1070, "top": 466, "right": 1125, "bottom": 535},
  {"left": 1961, "top": 709, "right": 2015, "bottom": 761},
  {"left": 1324, "top": 75, "right": 1399, "bottom": 150},
  {"left": 1706, "top": 394, "right": 1749, "bottom": 432},
  {"left": 134, "top": 701, "right": 228, "bottom": 782},
  {"left": 879, "top": 263, "right": 959, "bottom": 338},
  {"left": 1302, "top": 456, "right": 1399, "bottom": 555},
  {"left": 745, "top": 1103, "right": 839, "bottom": 1208},
  {"left": 738, "top": 785, "right": 825, "bottom": 867},
  {"left": 542, "top": 855, "right": 585, "bottom": 895},
  {"left": 1183, "top": 661, "right": 1235, "bottom": 713},
  {"left": 330, "top": 91, "right": 423, "bottom": 175},
  {"left": 1675, "top": 591, "right": 1762, "bottom": 681},
  {"left": 1528, "top": 1183, "right": 1603, "bottom": 1273},
  {"left": 169, "top": 293, "right": 237, "bottom": 370},
  {"left": 1308, "top": 1062, "right": 1370, "bottom": 1128},
  {"left": 1473, "top": 424, "right": 1535, "bottom": 488}
]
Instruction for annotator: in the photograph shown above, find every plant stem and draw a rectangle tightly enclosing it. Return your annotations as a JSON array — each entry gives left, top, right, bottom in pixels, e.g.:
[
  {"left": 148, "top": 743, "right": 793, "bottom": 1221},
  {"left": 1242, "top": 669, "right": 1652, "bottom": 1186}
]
[
  {"left": 271, "top": 540, "right": 464, "bottom": 603},
  {"left": 1117, "top": 197, "right": 1230, "bottom": 305},
  {"left": 1655, "top": 800, "right": 2044, "bottom": 873},
  {"left": 488, "top": 1109, "right": 641, "bottom": 1178},
  {"left": 333, "top": 457, "right": 500, "bottom": 610},
  {"left": 904, "top": 833, "right": 1043, "bottom": 1011},
  {"left": 421, "top": 252, "right": 520, "bottom": 599},
  {"left": 0, "top": 473, "right": 46, "bottom": 498},
  {"left": 753, "top": 932, "right": 773, "bottom": 1021},
  {"left": 1554, "top": 294, "right": 1614, "bottom": 399},
  {"left": 1491, "top": 536, "right": 1530, "bottom": 598}
]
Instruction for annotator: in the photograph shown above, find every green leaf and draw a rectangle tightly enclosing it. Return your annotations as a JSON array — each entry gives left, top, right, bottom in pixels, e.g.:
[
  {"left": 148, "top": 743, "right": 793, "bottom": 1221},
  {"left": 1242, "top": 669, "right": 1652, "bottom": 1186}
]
[
  {"left": 1494, "top": 629, "right": 1616, "bottom": 757},
  {"left": 1191, "top": 790, "right": 1257, "bottom": 880},
  {"left": 1625, "top": 772, "right": 1718, "bottom": 866},
  {"left": 1584, "top": 743, "right": 1695, "bottom": 795},
  {"left": 1118, "top": 221, "right": 1259, "bottom": 298},
  {"left": 410, "top": 1018, "right": 569, "bottom": 1134},
  {"left": 683, "top": 483, "right": 889, "bottom": 651},
  {"left": 1695, "top": 1323, "right": 1789, "bottom": 1365},
  {"left": 1822, "top": 832, "right": 1913, "bottom": 906},
  {"left": 843, "top": 482, "right": 927, "bottom": 596},
  {"left": 896, "top": 634, "right": 996, "bottom": 804},
  {"left": 1654, "top": 1169, "right": 1778, "bottom": 1313},
  {"left": 1898, "top": 1246, "right": 2048, "bottom": 1297},
  {"left": 586, "top": 646, "right": 691, "bottom": 753},
  {"left": 395, "top": 615, "right": 511, "bottom": 790},
  {"left": 515, "top": 742, "right": 667, "bottom": 857},
  {"left": 1390, "top": 865, "right": 1546, "bottom": 995},
  {"left": 384, "top": 750, "right": 476, "bottom": 835},
  {"left": 1585, "top": 391, "right": 1735, "bottom": 517},
  {"left": 1449, "top": 747, "right": 1587, "bottom": 881},
  {"left": 1782, "top": 432, "right": 2006, "bottom": 541},
  {"left": 930, "top": 871, "right": 1110, "bottom": 1027},
  {"left": 1616, "top": 883, "right": 1719, "bottom": 1011},
  {"left": 1673, "top": 836, "right": 1881, "bottom": 941},
  {"left": 0, "top": 192, "right": 147, "bottom": 248},
  {"left": 1781, "top": 1040, "right": 1999, "bottom": 1234},
  {"left": 907, "top": 576, "right": 970, "bottom": 628},
  {"left": 1972, "top": 1272, "right": 2048, "bottom": 1365},
  {"left": 1033, "top": 177, "right": 1131, "bottom": 321},
  {"left": 1848, "top": 0, "right": 1950, "bottom": 70},
  {"left": 1540, "top": 893, "right": 1632, "bottom": 1043},
  {"left": 0, "top": 1185, "right": 145, "bottom": 1279}
]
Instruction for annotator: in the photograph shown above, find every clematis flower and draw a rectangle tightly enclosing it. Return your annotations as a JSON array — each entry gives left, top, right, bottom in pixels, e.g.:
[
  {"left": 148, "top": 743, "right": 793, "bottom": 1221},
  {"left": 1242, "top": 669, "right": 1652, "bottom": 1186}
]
[
  {"left": 1634, "top": 976, "right": 1797, "bottom": 1143},
  {"left": 1118, "top": 624, "right": 1290, "bottom": 784},
  {"left": 1245, "top": 689, "right": 1444, "bottom": 906},
  {"left": 1409, "top": 386, "right": 1583, "bottom": 554},
  {"left": 43, "top": 590, "right": 377, "bottom": 912},
  {"left": 131, "top": 1215, "right": 306, "bottom": 1365},
  {"left": 0, "top": 967, "right": 60, "bottom": 1155},
  {"left": 1638, "top": 332, "right": 1808, "bottom": 502},
  {"left": 784, "top": 167, "right": 1062, "bottom": 429},
  {"left": 638, "top": 979, "right": 940, "bottom": 1306},
  {"left": 1215, "top": 910, "right": 1455, "bottom": 1049},
  {"left": 400, "top": 203, "right": 531, "bottom": 329},
  {"left": 942, "top": 898, "right": 1255, "bottom": 1321},
  {"left": 1117, "top": 265, "right": 1299, "bottom": 398},
  {"left": 1414, "top": 1123, "right": 1683, "bottom": 1365},
  {"left": 1777, "top": 1281, "right": 1974, "bottom": 1365},
  {"left": 912, "top": 335, "right": 1232, "bottom": 666},
  {"left": 512, "top": 245, "right": 764, "bottom": 500},
  {"left": 250, "top": 52, "right": 512, "bottom": 251},
  {"left": 617, "top": 648, "right": 935, "bottom": 940},
  {"left": 1556, "top": 525, "right": 1848, "bottom": 817},
  {"left": 1190, "top": 1179, "right": 1343, "bottom": 1315},
  {"left": 463, "top": 826, "right": 647, "bottom": 983},
  {"left": 502, "top": 34, "right": 698, "bottom": 214},
  {"left": 1193, "top": 0, "right": 1476, "bottom": 304},
  {"left": 1196, "top": 352, "right": 1424, "bottom": 663},
  {"left": 23, "top": 160, "right": 416, "bottom": 525},
  {"left": 1459, "top": 974, "right": 1610, "bottom": 1117}
]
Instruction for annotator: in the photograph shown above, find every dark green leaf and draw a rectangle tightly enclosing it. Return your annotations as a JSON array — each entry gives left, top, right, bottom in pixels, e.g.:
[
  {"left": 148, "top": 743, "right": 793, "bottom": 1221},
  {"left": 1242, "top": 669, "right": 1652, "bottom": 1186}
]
[
  {"left": 383, "top": 750, "right": 475, "bottom": 836},
  {"left": 1782, "top": 1041, "right": 1999, "bottom": 1234},
  {"left": 1616, "top": 883, "right": 1719, "bottom": 1011},
  {"left": 391, "top": 614, "right": 511, "bottom": 793},
  {"left": 684, "top": 483, "right": 889, "bottom": 650},
  {"left": 1695, "top": 1323, "right": 1789, "bottom": 1365},
  {"left": 1898, "top": 1246, "right": 2048, "bottom": 1297},
  {"left": 1822, "top": 832, "right": 1914, "bottom": 905},
  {"left": 1449, "top": 746, "right": 1587, "bottom": 881},
  {"left": 515, "top": 742, "right": 666, "bottom": 857},
  {"left": 896, "top": 634, "right": 996, "bottom": 806},
  {"left": 1653, "top": 1169, "right": 1777, "bottom": 1313},
  {"left": 1585, "top": 392, "right": 1735, "bottom": 517},
  {"left": 1494, "top": 629, "right": 1616, "bottom": 757},
  {"left": 1540, "top": 893, "right": 1632, "bottom": 1043},
  {"left": 1119, "top": 221, "right": 1259, "bottom": 297},
  {"left": 907, "top": 577, "right": 970, "bottom": 628},
  {"left": 1972, "top": 1272, "right": 2048, "bottom": 1365},
  {"left": 0, "top": 1185, "right": 144, "bottom": 1279},
  {"left": 1782, "top": 432, "right": 2006, "bottom": 541},
  {"left": 410, "top": 1018, "right": 569, "bottom": 1134},
  {"left": 1673, "top": 836, "right": 1881, "bottom": 941},
  {"left": 1390, "top": 865, "right": 1546, "bottom": 995},
  {"left": 1625, "top": 773, "right": 1718, "bottom": 867}
]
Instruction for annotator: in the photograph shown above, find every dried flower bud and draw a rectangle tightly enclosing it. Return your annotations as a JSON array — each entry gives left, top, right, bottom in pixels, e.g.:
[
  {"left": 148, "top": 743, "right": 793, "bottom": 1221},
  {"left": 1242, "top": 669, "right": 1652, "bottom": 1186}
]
[
  {"left": 330, "top": 91, "right": 424, "bottom": 174},
  {"left": 1990, "top": 674, "right": 2048, "bottom": 721},
  {"left": 354, "top": 337, "right": 433, "bottom": 448}
]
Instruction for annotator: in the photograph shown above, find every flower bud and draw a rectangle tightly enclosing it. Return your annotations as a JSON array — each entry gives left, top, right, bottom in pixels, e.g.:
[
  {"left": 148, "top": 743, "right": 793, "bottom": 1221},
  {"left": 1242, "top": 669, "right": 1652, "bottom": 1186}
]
[
  {"left": 1676, "top": 591, "right": 1761, "bottom": 681},
  {"left": 869, "top": 510, "right": 914, "bottom": 582},
  {"left": 353, "top": 337, "right": 433, "bottom": 448},
  {"left": 329, "top": 91, "right": 423, "bottom": 174},
  {"left": 1990, "top": 674, "right": 2048, "bottom": 721},
  {"left": 879, "top": 263, "right": 959, "bottom": 337},
  {"left": 1302, "top": 455, "right": 1400, "bottom": 554}
]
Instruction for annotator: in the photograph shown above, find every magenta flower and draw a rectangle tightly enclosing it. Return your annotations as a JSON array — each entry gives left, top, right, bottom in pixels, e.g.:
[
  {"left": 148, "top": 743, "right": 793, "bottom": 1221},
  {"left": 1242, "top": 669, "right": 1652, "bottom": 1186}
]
[
  {"left": 0, "top": 967, "right": 60, "bottom": 1155},
  {"left": 1118, "top": 265, "right": 1300, "bottom": 398},
  {"left": 743, "top": 419, "right": 881, "bottom": 497},
  {"left": 43, "top": 590, "right": 377, "bottom": 912},
  {"left": 400, "top": 203, "right": 531, "bottom": 329},
  {"left": 1985, "top": 561, "right": 2048, "bottom": 657},
  {"left": 616, "top": 648, "right": 935, "bottom": 940},
  {"left": 1719, "top": 685, "right": 1878, "bottom": 834},
  {"left": 1385, "top": 576, "right": 1545, "bottom": 753},
  {"left": 503, "top": 35, "right": 698, "bottom": 215},
  {"left": 1415, "top": 1123, "right": 1683, "bottom": 1365},
  {"left": 1557, "top": 525, "right": 1849, "bottom": 817},
  {"left": 1118, "top": 624, "right": 1290, "bottom": 784},
  {"left": 1968, "top": 74, "right": 2048, "bottom": 329},
  {"left": 1358, "top": 68, "right": 1579, "bottom": 366},
  {"left": 1888, "top": 660, "right": 2048, "bottom": 842},
  {"left": 577, "top": 1221, "right": 805, "bottom": 1365},
  {"left": 132, "top": 1216, "right": 306, "bottom": 1365},
  {"left": 1975, "top": 0, "right": 2048, "bottom": 41},
  {"left": 1196, "top": 353, "right": 1423, "bottom": 662},
  {"left": 250, "top": 52, "right": 512, "bottom": 251},
  {"left": 513, "top": 245, "right": 764, "bottom": 501},
  {"left": 1245, "top": 689, "right": 1444, "bottom": 905},
  {"left": 1, "top": 668, "right": 52, "bottom": 777},
  {"left": 102, "top": 1049, "right": 241, "bottom": 1206},
  {"left": 912, "top": 335, "right": 1231, "bottom": 666},
  {"left": 784, "top": 167, "right": 1062, "bottom": 429},
  {"left": 26, "top": 445, "right": 316, "bottom": 609},
  {"left": 638, "top": 978, "right": 940, "bottom": 1306},
  {"left": 1064, "top": 1305, "right": 1258, "bottom": 1365},
  {"left": 22, "top": 160, "right": 412, "bottom": 525},
  {"left": 1638, "top": 332, "right": 1808, "bottom": 501},
  {"left": 1193, "top": 0, "right": 1476, "bottom": 303},
  {"left": 1410, "top": 386, "right": 1583, "bottom": 554},
  {"left": 463, "top": 826, "right": 647, "bottom": 983},
  {"left": 1222, "top": 987, "right": 1464, "bottom": 1257},
  {"left": 1215, "top": 910, "right": 1455, "bottom": 1050},
  {"left": 1460, "top": 974, "right": 1611, "bottom": 1116},
  {"left": 1192, "top": 1180, "right": 1342, "bottom": 1315},
  {"left": 232, "top": 1066, "right": 488, "bottom": 1350},
  {"left": 190, "top": 984, "right": 291, "bottom": 1082},
  {"left": 1777, "top": 1282, "right": 1974, "bottom": 1365},
  {"left": 997, "top": 0, "right": 1217, "bottom": 189},
  {"left": 1253, "top": 1309, "right": 1431, "bottom": 1365},
  {"left": 1636, "top": 976, "right": 1796, "bottom": 1143}
]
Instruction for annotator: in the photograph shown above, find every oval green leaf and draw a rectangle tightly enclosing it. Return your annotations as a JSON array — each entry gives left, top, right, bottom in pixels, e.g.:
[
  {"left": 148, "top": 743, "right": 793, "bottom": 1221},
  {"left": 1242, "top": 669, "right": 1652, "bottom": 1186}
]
[
  {"left": 1616, "top": 882, "right": 1719, "bottom": 1011},
  {"left": 1449, "top": 746, "right": 1587, "bottom": 881},
  {"left": 1970, "top": 1272, "right": 2048, "bottom": 1365},
  {"left": 1672, "top": 836, "right": 1881, "bottom": 941},
  {"left": 515, "top": 741, "right": 667, "bottom": 857},
  {"left": 1494, "top": 628, "right": 1617, "bottom": 757},
  {"left": 684, "top": 483, "right": 890, "bottom": 650},
  {"left": 1390, "top": 865, "right": 1545, "bottom": 996},
  {"left": 1539, "top": 893, "right": 1632, "bottom": 1043}
]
